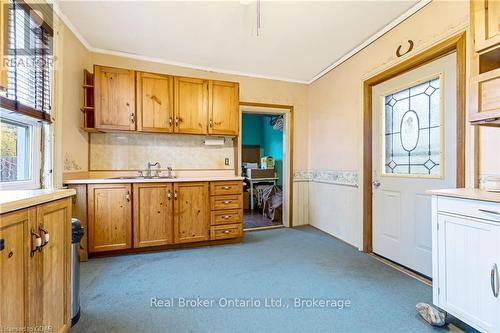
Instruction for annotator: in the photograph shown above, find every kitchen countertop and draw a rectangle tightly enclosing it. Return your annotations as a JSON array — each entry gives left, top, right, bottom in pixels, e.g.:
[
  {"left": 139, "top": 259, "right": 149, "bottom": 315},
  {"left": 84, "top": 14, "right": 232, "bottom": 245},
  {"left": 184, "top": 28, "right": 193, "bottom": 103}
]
[
  {"left": 0, "top": 188, "right": 76, "bottom": 215},
  {"left": 428, "top": 188, "right": 500, "bottom": 204},
  {"left": 64, "top": 176, "right": 245, "bottom": 185}
]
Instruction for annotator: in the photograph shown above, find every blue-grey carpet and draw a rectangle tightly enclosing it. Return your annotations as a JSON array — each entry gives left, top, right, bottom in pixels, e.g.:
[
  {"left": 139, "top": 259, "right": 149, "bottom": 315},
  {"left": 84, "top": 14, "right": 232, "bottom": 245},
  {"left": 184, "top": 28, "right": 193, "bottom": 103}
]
[{"left": 72, "top": 226, "right": 475, "bottom": 333}]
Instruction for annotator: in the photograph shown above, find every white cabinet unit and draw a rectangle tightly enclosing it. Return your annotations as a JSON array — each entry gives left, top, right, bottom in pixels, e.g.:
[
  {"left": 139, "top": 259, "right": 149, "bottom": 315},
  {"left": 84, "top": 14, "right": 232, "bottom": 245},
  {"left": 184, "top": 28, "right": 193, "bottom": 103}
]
[{"left": 432, "top": 195, "right": 500, "bottom": 333}]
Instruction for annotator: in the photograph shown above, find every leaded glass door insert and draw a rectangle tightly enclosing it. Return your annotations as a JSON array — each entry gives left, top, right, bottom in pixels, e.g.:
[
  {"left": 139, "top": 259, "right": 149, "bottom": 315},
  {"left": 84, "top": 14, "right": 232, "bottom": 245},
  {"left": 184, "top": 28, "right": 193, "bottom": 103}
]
[{"left": 382, "top": 76, "right": 442, "bottom": 177}]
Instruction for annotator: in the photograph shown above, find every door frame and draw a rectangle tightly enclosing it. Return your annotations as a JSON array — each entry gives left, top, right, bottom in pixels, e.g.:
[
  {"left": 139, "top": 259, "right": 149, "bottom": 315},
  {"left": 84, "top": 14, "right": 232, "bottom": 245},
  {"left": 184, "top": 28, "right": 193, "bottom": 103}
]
[
  {"left": 238, "top": 101, "right": 294, "bottom": 228},
  {"left": 362, "top": 32, "right": 466, "bottom": 253}
]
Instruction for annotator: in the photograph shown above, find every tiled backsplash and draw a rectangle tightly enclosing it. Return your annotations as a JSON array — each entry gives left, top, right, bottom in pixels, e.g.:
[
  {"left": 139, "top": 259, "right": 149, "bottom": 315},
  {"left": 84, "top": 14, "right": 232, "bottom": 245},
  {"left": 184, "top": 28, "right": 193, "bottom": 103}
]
[{"left": 89, "top": 133, "right": 234, "bottom": 171}]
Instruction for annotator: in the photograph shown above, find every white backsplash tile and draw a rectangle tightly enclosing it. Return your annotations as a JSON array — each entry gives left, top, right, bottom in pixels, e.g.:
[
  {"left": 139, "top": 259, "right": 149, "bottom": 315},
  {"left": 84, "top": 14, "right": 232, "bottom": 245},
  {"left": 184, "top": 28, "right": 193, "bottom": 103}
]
[{"left": 90, "top": 133, "right": 234, "bottom": 171}]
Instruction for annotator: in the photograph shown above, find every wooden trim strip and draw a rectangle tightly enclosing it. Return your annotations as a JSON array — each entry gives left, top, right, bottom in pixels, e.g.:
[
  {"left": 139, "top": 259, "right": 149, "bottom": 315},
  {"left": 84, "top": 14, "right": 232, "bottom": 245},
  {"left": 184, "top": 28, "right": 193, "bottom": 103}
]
[
  {"left": 362, "top": 32, "right": 467, "bottom": 253},
  {"left": 0, "top": 96, "right": 51, "bottom": 122}
]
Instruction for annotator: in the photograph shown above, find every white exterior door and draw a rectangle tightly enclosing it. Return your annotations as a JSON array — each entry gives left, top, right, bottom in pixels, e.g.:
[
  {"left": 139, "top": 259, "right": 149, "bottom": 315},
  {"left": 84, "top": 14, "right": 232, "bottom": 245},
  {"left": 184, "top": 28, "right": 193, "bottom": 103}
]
[{"left": 372, "top": 53, "right": 457, "bottom": 277}]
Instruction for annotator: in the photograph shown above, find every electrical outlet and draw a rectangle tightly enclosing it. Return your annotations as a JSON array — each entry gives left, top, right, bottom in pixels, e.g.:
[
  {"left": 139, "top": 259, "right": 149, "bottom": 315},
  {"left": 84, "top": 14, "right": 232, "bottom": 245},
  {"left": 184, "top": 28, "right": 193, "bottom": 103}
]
[{"left": 225, "top": 158, "right": 230, "bottom": 166}]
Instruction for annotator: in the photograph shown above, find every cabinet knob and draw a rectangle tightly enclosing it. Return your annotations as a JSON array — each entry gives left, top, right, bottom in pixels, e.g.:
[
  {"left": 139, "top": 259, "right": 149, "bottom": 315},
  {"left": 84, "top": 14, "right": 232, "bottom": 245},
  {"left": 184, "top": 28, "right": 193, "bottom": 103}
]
[
  {"left": 125, "top": 191, "right": 131, "bottom": 202},
  {"left": 167, "top": 190, "right": 172, "bottom": 200}
]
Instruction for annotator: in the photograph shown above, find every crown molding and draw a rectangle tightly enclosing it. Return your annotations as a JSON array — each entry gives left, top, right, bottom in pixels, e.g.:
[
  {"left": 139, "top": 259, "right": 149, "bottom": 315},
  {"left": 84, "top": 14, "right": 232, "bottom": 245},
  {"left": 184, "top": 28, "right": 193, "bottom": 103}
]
[
  {"left": 53, "top": 0, "right": 431, "bottom": 85},
  {"left": 88, "top": 47, "right": 310, "bottom": 84},
  {"left": 307, "top": 0, "right": 432, "bottom": 84}
]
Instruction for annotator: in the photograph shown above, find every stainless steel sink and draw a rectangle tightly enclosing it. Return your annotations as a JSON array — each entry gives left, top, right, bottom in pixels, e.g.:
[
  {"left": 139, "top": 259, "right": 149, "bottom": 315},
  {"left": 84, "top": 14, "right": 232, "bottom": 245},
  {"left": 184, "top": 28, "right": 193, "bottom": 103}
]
[{"left": 110, "top": 176, "right": 176, "bottom": 180}]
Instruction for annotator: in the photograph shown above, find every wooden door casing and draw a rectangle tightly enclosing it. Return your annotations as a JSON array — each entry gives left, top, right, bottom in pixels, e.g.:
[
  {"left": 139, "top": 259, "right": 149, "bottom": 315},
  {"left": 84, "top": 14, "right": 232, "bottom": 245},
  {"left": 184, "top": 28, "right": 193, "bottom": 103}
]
[
  {"left": 88, "top": 184, "right": 132, "bottom": 253},
  {"left": 174, "top": 77, "right": 208, "bottom": 134},
  {"left": 94, "top": 65, "right": 136, "bottom": 131},
  {"left": 133, "top": 183, "right": 174, "bottom": 248},
  {"left": 173, "top": 182, "right": 210, "bottom": 243},
  {"left": 136, "top": 72, "right": 174, "bottom": 133},
  {"left": 208, "top": 80, "right": 239, "bottom": 136}
]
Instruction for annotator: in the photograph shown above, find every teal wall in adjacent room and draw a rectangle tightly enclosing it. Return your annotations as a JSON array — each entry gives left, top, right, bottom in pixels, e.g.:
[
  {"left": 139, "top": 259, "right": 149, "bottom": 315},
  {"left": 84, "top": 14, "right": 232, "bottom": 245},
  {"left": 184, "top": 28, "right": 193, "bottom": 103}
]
[{"left": 241, "top": 114, "right": 283, "bottom": 185}]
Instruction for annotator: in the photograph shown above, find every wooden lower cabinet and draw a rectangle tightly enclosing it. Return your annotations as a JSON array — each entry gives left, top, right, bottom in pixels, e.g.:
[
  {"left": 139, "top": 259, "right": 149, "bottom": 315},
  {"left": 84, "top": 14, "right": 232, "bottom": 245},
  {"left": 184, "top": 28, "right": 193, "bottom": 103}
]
[
  {"left": 88, "top": 184, "right": 132, "bottom": 253},
  {"left": 0, "top": 197, "right": 72, "bottom": 333},
  {"left": 0, "top": 208, "right": 32, "bottom": 330},
  {"left": 28, "top": 199, "right": 72, "bottom": 333},
  {"left": 173, "top": 182, "right": 210, "bottom": 243},
  {"left": 133, "top": 183, "right": 174, "bottom": 247}
]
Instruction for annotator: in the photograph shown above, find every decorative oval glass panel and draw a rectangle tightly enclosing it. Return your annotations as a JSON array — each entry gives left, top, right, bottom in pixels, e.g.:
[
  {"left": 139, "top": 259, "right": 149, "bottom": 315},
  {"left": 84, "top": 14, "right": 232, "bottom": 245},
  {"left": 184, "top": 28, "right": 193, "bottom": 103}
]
[{"left": 400, "top": 110, "right": 420, "bottom": 152}]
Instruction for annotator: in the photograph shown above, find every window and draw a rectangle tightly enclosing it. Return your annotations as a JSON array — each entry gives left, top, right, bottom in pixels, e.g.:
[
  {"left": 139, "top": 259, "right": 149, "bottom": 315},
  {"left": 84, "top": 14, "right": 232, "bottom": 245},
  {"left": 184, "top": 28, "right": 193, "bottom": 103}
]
[
  {"left": 0, "top": 1, "right": 50, "bottom": 189},
  {"left": 0, "top": 111, "right": 41, "bottom": 189},
  {"left": 382, "top": 76, "right": 442, "bottom": 177},
  {"left": 1, "top": 0, "right": 53, "bottom": 120}
]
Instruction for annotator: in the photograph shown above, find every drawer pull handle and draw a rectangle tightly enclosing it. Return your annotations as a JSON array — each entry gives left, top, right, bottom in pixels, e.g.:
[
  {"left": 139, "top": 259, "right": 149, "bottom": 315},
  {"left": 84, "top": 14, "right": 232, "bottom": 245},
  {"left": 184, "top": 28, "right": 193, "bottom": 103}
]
[
  {"left": 491, "top": 264, "right": 499, "bottom": 298},
  {"left": 223, "top": 201, "right": 232, "bottom": 204},
  {"left": 479, "top": 209, "right": 500, "bottom": 216},
  {"left": 223, "top": 230, "right": 231, "bottom": 234},
  {"left": 167, "top": 190, "right": 171, "bottom": 200},
  {"left": 30, "top": 228, "right": 42, "bottom": 257},
  {"left": 223, "top": 215, "right": 231, "bottom": 219},
  {"left": 39, "top": 224, "right": 50, "bottom": 249},
  {"left": 222, "top": 186, "right": 231, "bottom": 190}
]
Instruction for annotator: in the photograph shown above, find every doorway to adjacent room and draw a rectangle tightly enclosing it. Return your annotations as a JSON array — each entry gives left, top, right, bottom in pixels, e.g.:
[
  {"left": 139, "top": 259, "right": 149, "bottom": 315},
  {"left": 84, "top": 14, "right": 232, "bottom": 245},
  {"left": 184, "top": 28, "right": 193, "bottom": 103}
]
[{"left": 239, "top": 103, "right": 293, "bottom": 230}]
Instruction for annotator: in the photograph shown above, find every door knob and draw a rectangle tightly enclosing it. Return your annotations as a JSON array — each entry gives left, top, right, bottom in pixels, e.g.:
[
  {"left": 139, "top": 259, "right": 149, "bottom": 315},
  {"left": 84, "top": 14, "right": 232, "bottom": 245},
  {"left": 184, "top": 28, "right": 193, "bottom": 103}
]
[{"left": 372, "top": 180, "right": 381, "bottom": 188}]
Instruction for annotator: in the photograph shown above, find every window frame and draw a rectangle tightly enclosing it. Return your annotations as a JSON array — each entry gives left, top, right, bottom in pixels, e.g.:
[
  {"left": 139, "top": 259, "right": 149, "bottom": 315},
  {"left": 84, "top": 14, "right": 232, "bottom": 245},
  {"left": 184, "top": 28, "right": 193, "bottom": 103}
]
[
  {"left": 379, "top": 73, "right": 445, "bottom": 180},
  {"left": 0, "top": 110, "right": 41, "bottom": 190}
]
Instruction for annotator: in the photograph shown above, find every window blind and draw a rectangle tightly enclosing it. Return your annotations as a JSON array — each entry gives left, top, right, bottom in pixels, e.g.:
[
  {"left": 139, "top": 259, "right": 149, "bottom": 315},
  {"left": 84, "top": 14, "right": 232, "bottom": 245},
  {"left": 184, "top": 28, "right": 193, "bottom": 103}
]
[{"left": 0, "top": 0, "right": 53, "bottom": 122}]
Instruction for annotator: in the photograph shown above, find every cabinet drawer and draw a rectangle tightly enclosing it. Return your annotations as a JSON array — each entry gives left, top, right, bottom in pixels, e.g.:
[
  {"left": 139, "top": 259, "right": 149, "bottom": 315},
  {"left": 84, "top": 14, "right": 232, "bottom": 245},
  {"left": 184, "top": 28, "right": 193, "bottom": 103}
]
[
  {"left": 437, "top": 196, "right": 500, "bottom": 222},
  {"left": 210, "top": 223, "right": 242, "bottom": 240},
  {"left": 210, "top": 181, "right": 243, "bottom": 196},
  {"left": 211, "top": 195, "right": 242, "bottom": 210},
  {"left": 211, "top": 209, "right": 242, "bottom": 226},
  {"left": 479, "top": 74, "right": 500, "bottom": 113}
]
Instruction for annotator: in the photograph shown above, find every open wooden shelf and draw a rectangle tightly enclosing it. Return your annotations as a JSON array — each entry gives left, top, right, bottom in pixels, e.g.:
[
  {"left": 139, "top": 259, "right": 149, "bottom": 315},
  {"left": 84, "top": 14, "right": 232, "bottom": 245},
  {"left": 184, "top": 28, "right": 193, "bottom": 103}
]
[{"left": 82, "top": 69, "right": 96, "bottom": 130}]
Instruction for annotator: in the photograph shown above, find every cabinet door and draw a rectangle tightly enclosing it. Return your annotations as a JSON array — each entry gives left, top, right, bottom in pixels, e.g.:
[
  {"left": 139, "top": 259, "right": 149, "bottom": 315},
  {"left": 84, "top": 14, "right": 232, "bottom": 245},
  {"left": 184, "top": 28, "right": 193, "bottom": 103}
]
[
  {"left": 437, "top": 213, "right": 500, "bottom": 333},
  {"left": 94, "top": 65, "right": 136, "bottom": 131},
  {"left": 133, "top": 183, "right": 174, "bottom": 248},
  {"left": 28, "top": 199, "right": 71, "bottom": 333},
  {"left": 208, "top": 80, "right": 239, "bottom": 136},
  {"left": 473, "top": 0, "right": 500, "bottom": 52},
  {"left": 0, "top": 208, "right": 33, "bottom": 329},
  {"left": 174, "top": 77, "right": 208, "bottom": 134},
  {"left": 136, "top": 72, "right": 174, "bottom": 133},
  {"left": 88, "top": 184, "right": 132, "bottom": 252},
  {"left": 174, "top": 182, "right": 209, "bottom": 243}
]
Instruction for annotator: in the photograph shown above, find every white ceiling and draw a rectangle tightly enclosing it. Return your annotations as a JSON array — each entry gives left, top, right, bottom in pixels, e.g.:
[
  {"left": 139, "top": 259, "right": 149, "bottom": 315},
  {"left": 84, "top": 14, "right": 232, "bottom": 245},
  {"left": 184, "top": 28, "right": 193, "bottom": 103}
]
[{"left": 57, "top": 0, "right": 425, "bottom": 83}]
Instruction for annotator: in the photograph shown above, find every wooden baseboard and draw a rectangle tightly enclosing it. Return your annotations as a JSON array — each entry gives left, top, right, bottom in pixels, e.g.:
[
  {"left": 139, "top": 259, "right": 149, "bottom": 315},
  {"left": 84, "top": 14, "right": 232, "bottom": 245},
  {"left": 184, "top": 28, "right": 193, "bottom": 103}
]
[{"left": 88, "top": 237, "right": 242, "bottom": 258}]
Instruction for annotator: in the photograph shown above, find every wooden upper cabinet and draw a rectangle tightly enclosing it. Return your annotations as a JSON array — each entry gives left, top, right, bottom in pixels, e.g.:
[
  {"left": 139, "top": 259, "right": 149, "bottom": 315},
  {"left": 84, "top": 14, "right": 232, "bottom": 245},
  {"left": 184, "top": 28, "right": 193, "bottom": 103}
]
[
  {"left": 28, "top": 199, "right": 71, "bottom": 333},
  {"left": 88, "top": 184, "right": 132, "bottom": 253},
  {"left": 94, "top": 65, "right": 136, "bottom": 131},
  {"left": 209, "top": 80, "right": 239, "bottom": 136},
  {"left": 133, "top": 183, "right": 174, "bottom": 248},
  {"left": 174, "top": 76, "right": 208, "bottom": 134},
  {"left": 0, "top": 208, "right": 32, "bottom": 330},
  {"left": 473, "top": 0, "right": 500, "bottom": 52},
  {"left": 136, "top": 72, "right": 174, "bottom": 133},
  {"left": 174, "top": 182, "right": 209, "bottom": 243}
]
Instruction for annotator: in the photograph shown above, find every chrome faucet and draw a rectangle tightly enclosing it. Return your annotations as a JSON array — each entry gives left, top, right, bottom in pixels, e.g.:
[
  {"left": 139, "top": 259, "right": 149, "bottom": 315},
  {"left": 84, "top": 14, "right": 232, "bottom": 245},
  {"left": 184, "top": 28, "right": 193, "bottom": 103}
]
[
  {"left": 147, "top": 162, "right": 161, "bottom": 177},
  {"left": 166, "top": 166, "right": 173, "bottom": 178}
]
